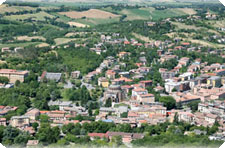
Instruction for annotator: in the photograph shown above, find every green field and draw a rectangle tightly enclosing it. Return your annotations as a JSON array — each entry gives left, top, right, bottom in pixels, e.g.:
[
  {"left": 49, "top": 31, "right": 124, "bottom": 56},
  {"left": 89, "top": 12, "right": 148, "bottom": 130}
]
[
  {"left": 74, "top": 17, "right": 120, "bottom": 26},
  {"left": 0, "top": 42, "right": 43, "bottom": 48}
]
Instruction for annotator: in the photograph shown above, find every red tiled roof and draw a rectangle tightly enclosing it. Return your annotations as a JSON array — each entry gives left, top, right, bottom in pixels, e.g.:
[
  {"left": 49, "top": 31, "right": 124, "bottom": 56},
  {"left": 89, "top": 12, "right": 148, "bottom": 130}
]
[
  {"left": 140, "top": 80, "right": 152, "bottom": 83},
  {"left": 88, "top": 133, "right": 107, "bottom": 138}
]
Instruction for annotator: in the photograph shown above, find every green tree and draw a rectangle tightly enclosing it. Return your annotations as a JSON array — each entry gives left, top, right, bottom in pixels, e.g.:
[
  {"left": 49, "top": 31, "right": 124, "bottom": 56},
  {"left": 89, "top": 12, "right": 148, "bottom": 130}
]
[
  {"left": 0, "top": 76, "right": 9, "bottom": 84},
  {"left": 105, "top": 98, "right": 112, "bottom": 107},
  {"left": 159, "top": 96, "right": 176, "bottom": 110}
]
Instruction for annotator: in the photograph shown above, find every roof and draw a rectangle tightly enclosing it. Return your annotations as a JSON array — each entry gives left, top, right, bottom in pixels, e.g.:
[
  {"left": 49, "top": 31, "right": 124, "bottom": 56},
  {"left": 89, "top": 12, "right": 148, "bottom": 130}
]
[
  {"left": 140, "top": 94, "right": 154, "bottom": 97},
  {"left": 133, "top": 88, "right": 147, "bottom": 92},
  {"left": 0, "top": 69, "right": 28, "bottom": 75},
  {"left": 140, "top": 80, "right": 152, "bottom": 83},
  {"left": 45, "top": 72, "right": 62, "bottom": 82},
  {"left": 88, "top": 133, "right": 107, "bottom": 138}
]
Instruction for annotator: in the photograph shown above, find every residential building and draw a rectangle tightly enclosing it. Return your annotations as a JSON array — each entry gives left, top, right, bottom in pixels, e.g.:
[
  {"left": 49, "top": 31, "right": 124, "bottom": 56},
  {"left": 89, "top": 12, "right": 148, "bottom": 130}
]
[
  {"left": 10, "top": 116, "right": 30, "bottom": 127},
  {"left": 207, "top": 76, "right": 221, "bottom": 87},
  {"left": 71, "top": 71, "right": 80, "bottom": 79},
  {"left": 98, "top": 77, "right": 109, "bottom": 88}
]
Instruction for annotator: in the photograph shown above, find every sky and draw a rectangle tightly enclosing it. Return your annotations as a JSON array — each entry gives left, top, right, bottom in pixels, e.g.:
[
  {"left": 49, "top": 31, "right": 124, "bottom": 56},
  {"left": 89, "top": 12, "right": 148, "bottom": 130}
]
[{"left": 0, "top": 0, "right": 6, "bottom": 5}]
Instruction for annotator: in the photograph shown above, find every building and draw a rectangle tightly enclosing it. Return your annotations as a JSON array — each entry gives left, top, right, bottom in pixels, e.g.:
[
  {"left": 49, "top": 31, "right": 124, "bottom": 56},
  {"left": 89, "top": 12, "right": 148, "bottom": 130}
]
[
  {"left": 0, "top": 69, "right": 29, "bottom": 83},
  {"left": 207, "top": 76, "right": 221, "bottom": 87},
  {"left": 106, "top": 70, "right": 116, "bottom": 79},
  {"left": 0, "top": 118, "right": 6, "bottom": 126},
  {"left": 71, "top": 71, "right": 80, "bottom": 79},
  {"left": 165, "top": 80, "right": 190, "bottom": 93},
  {"left": 25, "top": 108, "right": 40, "bottom": 120},
  {"left": 104, "top": 85, "right": 126, "bottom": 103},
  {"left": 10, "top": 116, "right": 30, "bottom": 127},
  {"left": 27, "top": 140, "right": 39, "bottom": 147},
  {"left": 39, "top": 71, "right": 62, "bottom": 82},
  {"left": 1, "top": 47, "right": 10, "bottom": 52},
  {"left": 98, "top": 77, "right": 109, "bottom": 88},
  {"left": 139, "top": 80, "right": 153, "bottom": 88},
  {"left": 138, "top": 94, "right": 155, "bottom": 104}
]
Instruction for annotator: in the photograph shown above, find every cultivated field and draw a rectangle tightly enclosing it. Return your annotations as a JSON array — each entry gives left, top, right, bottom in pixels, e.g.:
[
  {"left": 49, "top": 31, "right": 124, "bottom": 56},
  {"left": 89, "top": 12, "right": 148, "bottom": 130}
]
[
  {"left": 68, "top": 22, "right": 89, "bottom": 28},
  {"left": 36, "top": 43, "right": 50, "bottom": 48},
  {"left": 16, "top": 36, "right": 46, "bottom": 41},
  {"left": 0, "top": 4, "right": 36, "bottom": 14},
  {"left": 174, "top": 8, "right": 197, "bottom": 15},
  {"left": 59, "top": 9, "right": 120, "bottom": 19},
  {"left": 54, "top": 38, "right": 78, "bottom": 45}
]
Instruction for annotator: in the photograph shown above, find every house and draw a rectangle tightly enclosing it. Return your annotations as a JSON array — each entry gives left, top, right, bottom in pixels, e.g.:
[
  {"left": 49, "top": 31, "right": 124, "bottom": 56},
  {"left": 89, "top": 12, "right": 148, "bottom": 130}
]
[
  {"left": 139, "top": 80, "right": 152, "bottom": 88},
  {"left": 48, "top": 100, "right": 73, "bottom": 111},
  {"left": 137, "top": 94, "right": 155, "bottom": 104},
  {"left": 147, "top": 22, "right": 156, "bottom": 26},
  {"left": 106, "top": 131, "right": 144, "bottom": 143},
  {"left": 165, "top": 80, "right": 190, "bottom": 93},
  {"left": 178, "top": 112, "right": 194, "bottom": 123},
  {"left": 25, "top": 108, "right": 40, "bottom": 120},
  {"left": 106, "top": 70, "right": 116, "bottom": 79},
  {"left": 88, "top": 133, "right": 108, "bottom": 140},
  {"left": 205, "top": 113, "right": 218, "bottom": 124},
  {"left": 0, "top": 69, "right": 29, "bottom": 83},
  {"left": 154, "top": 86, "right": 164, "bottom": 93},
  {"left": 10, "top": 116, "right": 30, "bottom": 127},
  {"left": 98, "top": 77, "right": 109, "bottom": 88},
  {"left": 39, "top": 71, "right": 62, "bottom": 82},
  {"left": 0, "top": 106, "right": 18, "bottom": 116},
  {"left": 215, "top": 69, "right": 225, "bottom": 76},
  {"left": 207, "top": 76, "right": 221, "bottom": 87},
  {"left": 27, "top": 140, "right": 39, "bottom": 147},
  {"left": 48, "top": 111, "right": 66, "bottom": 121},
  {"left": 71, "top": 71, "right": 80, "bottom": 79},
  {"left": 159, "top": 69, "right": 175, "bottom": 80},
  {"left": 132, "top": 88, "right": 148, "bottom": 98},
  {"left": 1, "top": 47, "right": 10, "bottom": 52},
  {"left": 179, "top": 72, "right": 193, "bottom": 81},
  {"left": 118, "top": 52, "right": 130, "bottom": 59},
  {"left": 0, "top": 118, "right": 6, "bottom": 126}
]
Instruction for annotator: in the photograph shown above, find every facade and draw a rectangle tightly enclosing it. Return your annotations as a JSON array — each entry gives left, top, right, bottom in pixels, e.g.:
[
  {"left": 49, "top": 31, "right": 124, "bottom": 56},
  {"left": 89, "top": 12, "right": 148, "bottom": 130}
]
[
  {"left": 207, "top": 76, "right": 221, "bottom": 87},
  {"left": 10, "top": 116, "right": 30, "bottom": 127},
  {"left": 0, "top": 69, "right": 29, "bottom": 83},
  {"left": 71, "top": 71, "right": 80, "bottom": 79},
  {"left": 104, "top": 85, "right": 126, "bottom": 103},
  {"left": 98, "top": 77, "right": 109, "bottom": 88}
]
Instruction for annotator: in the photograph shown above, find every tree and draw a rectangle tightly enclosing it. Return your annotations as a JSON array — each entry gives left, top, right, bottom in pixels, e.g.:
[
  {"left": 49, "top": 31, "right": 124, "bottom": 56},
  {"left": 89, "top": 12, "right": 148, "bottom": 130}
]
[
  {"left": 105, "top": 98, "right": 112, "bottom": 107},
  {"left": 111, "top": 135, "right": 123, "bottom": 147},
  {"left": 2, "top": 126, "right": 20, "bottom": 145},
  {"left": 120, "top": 112, "right": 128, "bottom": 118},
  {"left": 0, "top": 76, "right": 9, "bottom": 84},
  {"left": 159, "top": 96, "right": 176, "bottom": 110},
  {"left": 37, "top": 123, "right": 60, "bottom": 145},
  {"left": 88, "top": 108, "right": 93, "bottom": 116},
  {"left": 173, "top": 112, "right": 179, "bottom": 125},
  {"left": 32, "top": 122, "right": 39, "bottom": 131},
  {"left": 39, "top": 114, "right": 49, "bottom": 123},
  {"left": 187, "top": 101, "right": 200, "bottom": 112}
]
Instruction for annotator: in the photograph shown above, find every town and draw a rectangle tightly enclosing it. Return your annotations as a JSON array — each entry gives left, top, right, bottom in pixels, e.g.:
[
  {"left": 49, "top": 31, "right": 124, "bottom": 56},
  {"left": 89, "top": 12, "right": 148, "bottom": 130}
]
[{"left": 0, "top": 0, "right": 224, "bottom": 148}]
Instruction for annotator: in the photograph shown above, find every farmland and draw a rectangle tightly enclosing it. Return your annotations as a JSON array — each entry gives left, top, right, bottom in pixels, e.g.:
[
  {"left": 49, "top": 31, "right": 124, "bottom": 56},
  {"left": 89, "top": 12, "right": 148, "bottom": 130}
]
[{"left": 59, "top": 9, "right": 120, "bottom": 19}]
